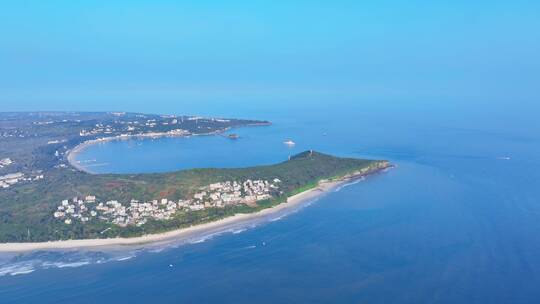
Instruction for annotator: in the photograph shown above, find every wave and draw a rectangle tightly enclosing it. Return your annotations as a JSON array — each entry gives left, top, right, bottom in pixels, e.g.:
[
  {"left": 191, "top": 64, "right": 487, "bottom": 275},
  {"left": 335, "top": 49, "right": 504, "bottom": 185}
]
[
  {"left": 269, "top": 215, "right": 286, "bottom": 222},
  {"left": 147, "top": 247, "right": 166, "bottom": 253},
  {"left": 232, "top": 228, "right": 247, "bottom": 234},
  {"left": 9, "top": 268, "right": 35, "bottom": 276},
  {"left": 115, "top": 255, "right": 135, "bottom": 261},
  {"left": 54, "top": 261, "right": 91, "bottom": 268},
  {"left": 334, "top": 177, "right": 365, "bottom": 192},
  {"left": 0, "top": 250, "right": 140, "bottom": 277},
  {"left": 0, "top": 263, "right": 36, "bottom": 276},
  {"left": 187, "top": 232, "right": 222, "bottom": 244}
]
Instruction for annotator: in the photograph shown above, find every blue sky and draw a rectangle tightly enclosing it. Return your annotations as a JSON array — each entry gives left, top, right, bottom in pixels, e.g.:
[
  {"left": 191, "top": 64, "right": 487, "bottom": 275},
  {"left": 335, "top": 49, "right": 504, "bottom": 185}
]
[{"left": 0, "top": 1, "right": 538, "bottom": 115}]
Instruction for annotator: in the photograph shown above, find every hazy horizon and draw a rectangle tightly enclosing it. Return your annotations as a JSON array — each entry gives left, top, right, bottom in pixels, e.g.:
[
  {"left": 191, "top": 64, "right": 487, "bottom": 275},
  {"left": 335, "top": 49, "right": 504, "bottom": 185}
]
[{"left": 1, "top": 1, "right": 538, "bottom": 118}]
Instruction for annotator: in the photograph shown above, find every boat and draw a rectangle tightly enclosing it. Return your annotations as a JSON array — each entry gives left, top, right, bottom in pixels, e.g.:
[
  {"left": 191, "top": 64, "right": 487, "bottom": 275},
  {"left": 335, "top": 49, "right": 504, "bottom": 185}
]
[
  {"left": 283, "top": 140, "right": 296, "bottom": 146},
  {"left": 227, "top": 134, "right": 240, "bottom": 140}
]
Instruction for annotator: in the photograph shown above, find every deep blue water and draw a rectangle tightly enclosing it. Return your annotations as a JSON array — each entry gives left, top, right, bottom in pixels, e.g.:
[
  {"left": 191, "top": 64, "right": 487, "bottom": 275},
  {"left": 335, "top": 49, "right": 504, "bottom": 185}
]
[{"left": 1, "top": 105, "right": 540, "bottom": 303}]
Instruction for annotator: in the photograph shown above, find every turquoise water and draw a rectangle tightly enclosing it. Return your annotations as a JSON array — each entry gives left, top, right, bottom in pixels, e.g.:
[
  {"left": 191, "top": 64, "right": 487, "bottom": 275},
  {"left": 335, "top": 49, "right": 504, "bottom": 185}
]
[{"left": 1, "top": 105, "right": 540, "bottom": 303}]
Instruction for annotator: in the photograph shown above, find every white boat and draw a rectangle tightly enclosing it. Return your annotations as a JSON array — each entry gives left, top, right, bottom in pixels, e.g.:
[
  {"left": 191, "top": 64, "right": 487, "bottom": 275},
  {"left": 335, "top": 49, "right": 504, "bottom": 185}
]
[{"left": 283, "top": 140, "right": 296, "bottom": 146}]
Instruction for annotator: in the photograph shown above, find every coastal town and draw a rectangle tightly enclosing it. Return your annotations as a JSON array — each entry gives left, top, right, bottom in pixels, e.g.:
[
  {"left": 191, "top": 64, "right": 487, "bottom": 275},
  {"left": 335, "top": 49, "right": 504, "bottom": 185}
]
[
  {"left": 78, "top": 119, "right": 189, "bottom": 137},
  {"left": 53, "top": 178, "right": 282, "bottom": 227},
  {"left": 78, "top": 115, "right": 233, "bottom": 138}
]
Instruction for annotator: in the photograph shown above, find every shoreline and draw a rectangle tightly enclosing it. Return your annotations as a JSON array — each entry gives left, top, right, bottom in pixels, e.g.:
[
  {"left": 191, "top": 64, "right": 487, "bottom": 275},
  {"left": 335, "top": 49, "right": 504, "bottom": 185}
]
[
  {"left": 67, "top": 132, "right": 206, "bottom": 174},
  {"left": 0, "top": 168, "right": 389, "bottom": 253},
  {"left": 66, "top": 123, "right": 271, "bottom": 174}
]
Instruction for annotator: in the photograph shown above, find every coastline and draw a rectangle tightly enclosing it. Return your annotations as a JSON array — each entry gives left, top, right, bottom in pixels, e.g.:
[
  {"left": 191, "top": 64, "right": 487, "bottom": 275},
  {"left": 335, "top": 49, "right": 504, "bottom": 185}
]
[
  {"left": 67, "top": 132, "right": 196, "bottom": 174},
  {"left": 0, "top": 168, "right": 388, "bottom": 253},
  {"left": 66, "top": 123, "right": 271, "bottom": 174}
]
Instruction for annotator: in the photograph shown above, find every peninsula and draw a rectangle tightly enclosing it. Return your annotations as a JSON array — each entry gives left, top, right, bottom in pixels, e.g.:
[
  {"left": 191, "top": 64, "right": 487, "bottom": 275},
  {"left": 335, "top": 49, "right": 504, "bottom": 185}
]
[{"left": 0, "top": 112, "right": 390, "bottom": 250}]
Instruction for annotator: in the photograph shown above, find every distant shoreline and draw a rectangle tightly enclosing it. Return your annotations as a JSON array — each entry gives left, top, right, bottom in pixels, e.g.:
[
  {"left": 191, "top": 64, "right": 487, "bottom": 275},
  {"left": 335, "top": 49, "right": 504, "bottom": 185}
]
[{"left": 0, "top": 168, "right": 390, "bottom": 253}]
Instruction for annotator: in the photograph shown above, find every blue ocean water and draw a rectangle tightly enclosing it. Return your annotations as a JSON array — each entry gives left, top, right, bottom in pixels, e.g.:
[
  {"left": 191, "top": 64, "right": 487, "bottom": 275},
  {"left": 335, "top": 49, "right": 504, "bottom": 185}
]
[{"left": 1, "top": 104, "right": 540, "bottom": 303}]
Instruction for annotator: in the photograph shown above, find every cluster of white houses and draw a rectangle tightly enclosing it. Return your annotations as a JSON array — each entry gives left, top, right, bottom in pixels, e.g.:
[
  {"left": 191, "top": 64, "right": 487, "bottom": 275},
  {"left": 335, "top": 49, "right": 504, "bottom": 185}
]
[
  {"left": 77, "top": 115, "right": 230, "bottom": 138},
  {"left": 197, "top": 179, "right": 282, "bottom": 207},
  {"left": 0, "top": 158, "right": 13, "bottom": 168},
  {"left": 79, "top": 123, "right": 121, "bottom": 136},
  {"left": 79, "top": 117, "right": 193, "bottom": 137},
  {"left": 0, "top": 172, "right": 44, "bottom": 189},
  {"left": 54, "top": 178, "right": 282, "bottom": 226},
  {"left": 1, "top": 130, "right": 27, "bottom": 138}
]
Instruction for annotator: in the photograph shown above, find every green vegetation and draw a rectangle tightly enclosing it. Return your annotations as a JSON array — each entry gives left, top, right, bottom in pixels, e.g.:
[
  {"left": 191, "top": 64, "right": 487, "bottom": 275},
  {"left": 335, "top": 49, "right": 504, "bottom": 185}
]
[
  {"left": 0, "top": 112, "right": 389, "bottom": 243},
  {"left": 0, "top": 150, "right": 389, "bottom": 242}
]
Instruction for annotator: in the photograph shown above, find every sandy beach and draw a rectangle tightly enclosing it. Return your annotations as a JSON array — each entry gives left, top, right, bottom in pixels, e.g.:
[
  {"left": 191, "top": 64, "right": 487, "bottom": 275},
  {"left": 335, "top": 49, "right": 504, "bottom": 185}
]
[{"left": 0, "top": 176, "right": 357, "bottom": 253}]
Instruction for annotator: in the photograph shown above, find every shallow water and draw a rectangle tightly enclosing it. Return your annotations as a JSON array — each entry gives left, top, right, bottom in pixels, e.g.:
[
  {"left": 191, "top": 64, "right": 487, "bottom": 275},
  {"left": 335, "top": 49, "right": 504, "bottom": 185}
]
[{"left": 2, "top": 105, "right": 540, "bottom": 303}]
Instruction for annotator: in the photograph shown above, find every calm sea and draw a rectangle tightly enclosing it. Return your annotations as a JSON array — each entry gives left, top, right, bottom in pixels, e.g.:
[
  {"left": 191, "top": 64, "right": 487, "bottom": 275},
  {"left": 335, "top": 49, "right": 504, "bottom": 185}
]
[{"left": 1, "top": 103, "right": 540, "bottom": 303}]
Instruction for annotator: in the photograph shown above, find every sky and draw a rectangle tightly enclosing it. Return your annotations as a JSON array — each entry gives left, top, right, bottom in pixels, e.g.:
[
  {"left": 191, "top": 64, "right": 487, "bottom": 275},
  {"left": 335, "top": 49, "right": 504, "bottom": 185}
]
[{"left": 0, "top": 1, "right": 539, "bottom": 117}]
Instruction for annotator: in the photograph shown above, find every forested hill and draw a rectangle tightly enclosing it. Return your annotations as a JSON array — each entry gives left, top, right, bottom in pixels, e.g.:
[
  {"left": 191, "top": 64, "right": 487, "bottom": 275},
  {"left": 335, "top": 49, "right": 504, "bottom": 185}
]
[{"left": 0, "top": 151, "right": 389, "bottom": 242}]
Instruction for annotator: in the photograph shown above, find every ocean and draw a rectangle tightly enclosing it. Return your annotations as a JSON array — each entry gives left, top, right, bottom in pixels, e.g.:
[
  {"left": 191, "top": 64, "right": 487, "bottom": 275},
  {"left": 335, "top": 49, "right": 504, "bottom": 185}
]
[{"left": 1, "top": 103, "right": 540, "bottom": 303}]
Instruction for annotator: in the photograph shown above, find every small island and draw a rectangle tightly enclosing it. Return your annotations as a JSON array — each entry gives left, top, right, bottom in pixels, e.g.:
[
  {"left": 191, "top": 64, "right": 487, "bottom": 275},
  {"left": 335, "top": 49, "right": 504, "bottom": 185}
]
[{"left": 0, "top": 112, "right": 390, "bottom": 251}]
